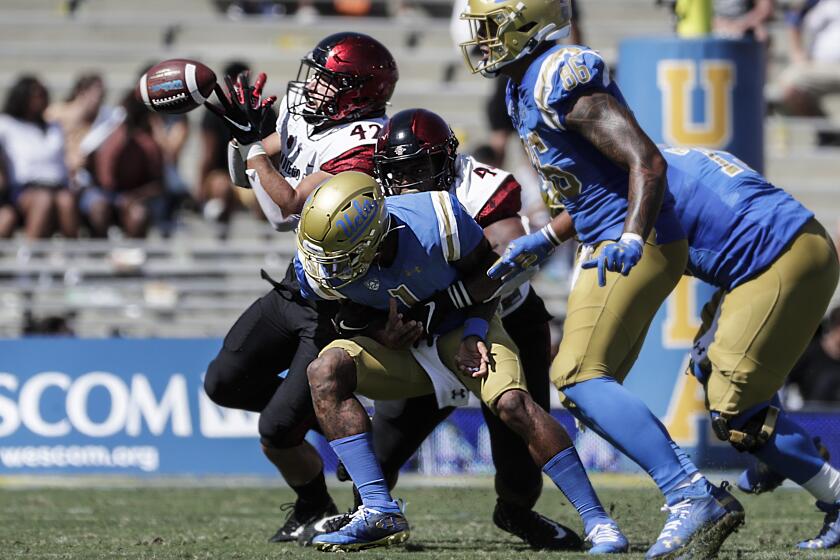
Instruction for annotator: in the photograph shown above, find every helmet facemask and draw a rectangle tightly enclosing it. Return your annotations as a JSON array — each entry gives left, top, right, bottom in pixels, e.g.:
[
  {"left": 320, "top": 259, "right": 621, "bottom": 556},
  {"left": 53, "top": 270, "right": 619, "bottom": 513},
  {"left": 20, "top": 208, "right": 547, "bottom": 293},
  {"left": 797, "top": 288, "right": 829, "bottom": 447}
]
[
  {"left": 287, "top": 57, "right": 367, "bottom": 126},
  {"left": 375, "top": 149, "right": 455, "bottom": 196},
  {"left": 298, "top": 233, "right": 381, "bottom": 289}
]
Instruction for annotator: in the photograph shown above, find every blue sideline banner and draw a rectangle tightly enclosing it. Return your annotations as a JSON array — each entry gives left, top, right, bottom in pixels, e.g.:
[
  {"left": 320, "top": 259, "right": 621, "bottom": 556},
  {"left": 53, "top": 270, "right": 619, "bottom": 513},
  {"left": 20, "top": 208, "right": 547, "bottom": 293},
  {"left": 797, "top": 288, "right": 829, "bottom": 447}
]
[
  {"left": 2, "top": 338, "right": 836, "bottom": 475},
  {"left": 618, "top": 36, "right": 765, "bottom": 172}
]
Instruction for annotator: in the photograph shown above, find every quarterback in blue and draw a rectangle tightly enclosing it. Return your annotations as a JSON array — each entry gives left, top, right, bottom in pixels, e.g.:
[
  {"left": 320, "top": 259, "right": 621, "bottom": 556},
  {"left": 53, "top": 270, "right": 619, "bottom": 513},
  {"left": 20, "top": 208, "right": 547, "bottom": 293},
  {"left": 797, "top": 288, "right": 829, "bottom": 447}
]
[
  {"left": 295, "top": 172, "right": 625, "bottom": 553},
  {"left": 460, "top": 0, "right": 742, "bottom": 557}
]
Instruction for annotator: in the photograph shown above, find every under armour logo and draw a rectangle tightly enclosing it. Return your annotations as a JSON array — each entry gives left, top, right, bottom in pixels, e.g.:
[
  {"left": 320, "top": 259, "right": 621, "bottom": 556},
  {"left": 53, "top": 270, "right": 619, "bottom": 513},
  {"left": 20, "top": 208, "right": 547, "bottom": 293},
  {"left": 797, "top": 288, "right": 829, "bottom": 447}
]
[{"left": 451, "top": 388, "right": 467, "bottom": 400}]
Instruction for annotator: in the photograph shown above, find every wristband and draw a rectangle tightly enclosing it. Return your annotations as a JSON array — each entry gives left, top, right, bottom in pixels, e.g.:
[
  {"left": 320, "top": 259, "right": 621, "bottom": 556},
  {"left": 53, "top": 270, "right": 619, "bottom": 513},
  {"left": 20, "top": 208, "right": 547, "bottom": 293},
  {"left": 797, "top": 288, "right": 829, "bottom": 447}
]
[
  {"left": 619, "top": 232, "right": 644, "bottom": 245},
  {"left": 540, "top": 223, "right": 563, "bottom": 247},
  {"left": 462, "top": 317, "right": 489, "bottom": 341}
]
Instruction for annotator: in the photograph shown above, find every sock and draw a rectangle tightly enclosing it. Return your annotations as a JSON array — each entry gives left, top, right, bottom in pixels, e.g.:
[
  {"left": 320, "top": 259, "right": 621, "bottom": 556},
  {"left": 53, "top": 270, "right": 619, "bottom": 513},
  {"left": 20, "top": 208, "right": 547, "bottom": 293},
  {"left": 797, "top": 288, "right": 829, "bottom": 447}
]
[
  {"left": 670, "top": 440, "right": 699, "bottom": 479},
  {"left": 290, "top": 470, "right": 331, "bottom": 509},
  {"left": 751, "top": 411, "right": 830, "bottom": 497},
  {"left": 803, "top": 463, "right": 840, "bottom": 505},
  {"left": 543, "top": 447, "right": 611, "bottom": 534},
  {"left": 563, "top": 377, "right": 695, "bottom": 500},
  {"left": 329, "top": 432, "right": 399, "bottom": 512}
]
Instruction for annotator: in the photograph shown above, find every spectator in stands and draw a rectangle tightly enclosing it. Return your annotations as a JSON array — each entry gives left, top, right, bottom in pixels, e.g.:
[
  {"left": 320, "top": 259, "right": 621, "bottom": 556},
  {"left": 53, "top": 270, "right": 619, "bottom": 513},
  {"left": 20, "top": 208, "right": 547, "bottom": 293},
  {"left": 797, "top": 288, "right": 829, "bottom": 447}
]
[
  {"left": 199, "top": 61, "right": 248, "bottom": 233},
  {"left": 150, "top": 109, "right": 190, "bottom": 236},
  {"left": 788, "top": 307, "right": 840, "bottom": 405},
  {"left": 46, "top": 73, "right": 105, "bottom": 183},
  {"left": 778, "top": 0, "right": 840, "bottom": 144},
  {"left": 84, "top": 91, "right": 163, "bottom": 238},
  {"left": 199, "top": 61, "right": 274, "bottom": 236},
  {"left": 0, "top": 155, "right": 16, "bottom": 238},
  {"left": 0, "top": 76, "right": 78, "bottom": 239},
  {"left": 713, "top": 0, "right": 775, "bottom": 42}
]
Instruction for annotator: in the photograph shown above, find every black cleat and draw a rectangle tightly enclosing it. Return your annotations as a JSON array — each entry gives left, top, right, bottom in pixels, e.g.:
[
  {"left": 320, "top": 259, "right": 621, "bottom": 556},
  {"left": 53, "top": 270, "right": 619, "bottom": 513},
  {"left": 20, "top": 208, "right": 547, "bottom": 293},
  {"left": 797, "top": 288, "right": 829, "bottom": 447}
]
[
  {"left": 269, "top": 500, "right": 338, "bottom": 543},
  {"left": 493, "top": 500, "right": 583, "bottom": 551},
  {"left": 297, "top": 509, "right": 354, "bottom": 546}
]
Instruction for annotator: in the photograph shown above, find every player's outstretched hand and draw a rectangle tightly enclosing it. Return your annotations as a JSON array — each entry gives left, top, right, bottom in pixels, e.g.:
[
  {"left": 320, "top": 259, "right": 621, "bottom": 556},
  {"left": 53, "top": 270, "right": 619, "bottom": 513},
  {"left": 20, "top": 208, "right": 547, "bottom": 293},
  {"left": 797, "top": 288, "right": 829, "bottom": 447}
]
[
  {"left": 487, "top": 228, "right": 557, "bottom": 282},
  {"left": 455, "top": 336, "right": 492, "bottom": 379},
  {"left": 581, "top": 234, "right": 644, "bottom": 287},
  {"left": 204, "top": 70, "right": 276, "bottom": 146},
  {"left": 378, "top": 298, "right": 424, "bottom": 350}
]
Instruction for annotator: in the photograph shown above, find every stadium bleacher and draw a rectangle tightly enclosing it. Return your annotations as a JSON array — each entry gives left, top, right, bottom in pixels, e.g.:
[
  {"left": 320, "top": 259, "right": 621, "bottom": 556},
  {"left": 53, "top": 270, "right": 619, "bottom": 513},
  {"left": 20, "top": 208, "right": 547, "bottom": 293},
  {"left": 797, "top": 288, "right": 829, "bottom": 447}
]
[{"left": 0, "top": 0, "right": 837, "bottom": 337}]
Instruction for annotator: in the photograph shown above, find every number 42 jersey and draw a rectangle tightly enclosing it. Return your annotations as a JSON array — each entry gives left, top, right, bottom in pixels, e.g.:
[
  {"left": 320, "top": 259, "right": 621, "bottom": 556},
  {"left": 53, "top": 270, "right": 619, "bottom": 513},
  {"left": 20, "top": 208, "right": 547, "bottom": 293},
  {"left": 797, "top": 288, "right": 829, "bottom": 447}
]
[{"left": 506, "top": 44, "right": 684, "bottom": 246}]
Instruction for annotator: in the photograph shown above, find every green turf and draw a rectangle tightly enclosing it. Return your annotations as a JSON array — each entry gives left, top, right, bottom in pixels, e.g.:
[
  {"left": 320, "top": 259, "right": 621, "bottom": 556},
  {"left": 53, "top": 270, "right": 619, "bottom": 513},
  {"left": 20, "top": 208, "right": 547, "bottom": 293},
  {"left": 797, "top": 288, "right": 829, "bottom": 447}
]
[{"left": 2, "top": 478, "right": 839, "bottom": 559}]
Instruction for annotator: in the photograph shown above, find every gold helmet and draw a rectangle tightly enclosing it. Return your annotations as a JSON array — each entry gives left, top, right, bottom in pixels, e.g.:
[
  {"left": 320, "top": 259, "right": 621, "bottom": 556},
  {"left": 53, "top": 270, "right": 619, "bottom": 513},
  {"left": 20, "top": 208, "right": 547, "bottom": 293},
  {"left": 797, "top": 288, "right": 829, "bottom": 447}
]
[
  {"left": 460, "top": 0, "right": 572, "bottom": 77},
  {"left": 297, "top": 171, "right": 388, "bottom": 290}
]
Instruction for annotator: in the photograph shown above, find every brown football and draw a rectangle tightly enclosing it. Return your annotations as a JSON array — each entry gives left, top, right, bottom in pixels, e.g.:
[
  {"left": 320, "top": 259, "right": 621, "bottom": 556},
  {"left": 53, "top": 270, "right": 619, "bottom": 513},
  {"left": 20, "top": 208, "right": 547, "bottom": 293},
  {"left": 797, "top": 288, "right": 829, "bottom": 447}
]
[{"left": 138, "top": 58, "right": 216, "bottom": 114}]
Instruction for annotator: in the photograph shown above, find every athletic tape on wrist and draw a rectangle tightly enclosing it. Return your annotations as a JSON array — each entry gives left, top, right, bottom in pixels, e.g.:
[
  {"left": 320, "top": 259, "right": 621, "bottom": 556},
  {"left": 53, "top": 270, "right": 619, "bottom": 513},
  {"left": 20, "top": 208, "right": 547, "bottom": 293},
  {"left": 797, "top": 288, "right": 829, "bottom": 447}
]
[
  {"left": 619, "top": 232, "right": 644, "bottom": 246},
  {"left": 243, "top": 142, "right": 266, "bottom": 161},
  {"left": 462, "top": 317, "right": 489, "bottom": 340}
]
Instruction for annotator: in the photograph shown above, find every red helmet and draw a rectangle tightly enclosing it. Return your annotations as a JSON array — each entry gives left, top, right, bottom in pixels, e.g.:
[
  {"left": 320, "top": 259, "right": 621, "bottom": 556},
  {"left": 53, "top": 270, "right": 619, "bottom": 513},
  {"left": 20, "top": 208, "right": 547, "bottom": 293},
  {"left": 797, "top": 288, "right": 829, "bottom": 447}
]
[
  {"left": 287, "top": 32, "right": 398, "bottom": 126},
  {"left": 374, "top": 108, "right": 459, "bottom": 195}
]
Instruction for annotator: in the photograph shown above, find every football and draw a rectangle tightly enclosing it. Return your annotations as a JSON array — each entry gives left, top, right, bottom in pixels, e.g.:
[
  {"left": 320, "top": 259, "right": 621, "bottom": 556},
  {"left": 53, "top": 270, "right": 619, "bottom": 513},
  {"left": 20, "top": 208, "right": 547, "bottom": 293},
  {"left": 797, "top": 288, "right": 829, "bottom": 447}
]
[{"left": 137, "top": 58, "right": 216, "bottom": 114}]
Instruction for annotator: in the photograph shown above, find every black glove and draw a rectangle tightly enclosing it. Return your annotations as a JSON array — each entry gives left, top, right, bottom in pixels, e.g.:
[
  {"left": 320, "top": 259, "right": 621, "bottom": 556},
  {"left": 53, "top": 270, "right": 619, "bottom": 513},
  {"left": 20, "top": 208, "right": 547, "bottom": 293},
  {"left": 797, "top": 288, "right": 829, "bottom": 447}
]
[
  {"left": 205, "top": 71, "right": 276, "bottom": 145},
  {"left": 404, "top": 280, "right": 473, "bottom": 347}
]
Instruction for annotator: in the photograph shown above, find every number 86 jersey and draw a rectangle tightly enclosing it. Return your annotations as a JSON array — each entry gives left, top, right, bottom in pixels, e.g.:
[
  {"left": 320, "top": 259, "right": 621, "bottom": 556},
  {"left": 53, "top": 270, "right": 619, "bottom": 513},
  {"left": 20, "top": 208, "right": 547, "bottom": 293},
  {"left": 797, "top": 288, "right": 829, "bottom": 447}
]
[{"left": 506, "top": 44, "right": 684, "bottom": 246}]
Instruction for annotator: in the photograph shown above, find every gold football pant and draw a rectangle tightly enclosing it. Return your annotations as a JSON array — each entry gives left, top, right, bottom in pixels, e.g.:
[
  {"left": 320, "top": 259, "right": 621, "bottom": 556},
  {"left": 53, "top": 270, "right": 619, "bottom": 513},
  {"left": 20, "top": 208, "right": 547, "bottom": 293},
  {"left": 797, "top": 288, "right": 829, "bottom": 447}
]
[
  {"left": 321, "top": 315, "right": 526, "bottom": 413},
  {"left": 696, "top": 219, "right": 839, "bottom": 418},
  {"left": 551, "top": 237, "right": 688, "bottom": 388}
]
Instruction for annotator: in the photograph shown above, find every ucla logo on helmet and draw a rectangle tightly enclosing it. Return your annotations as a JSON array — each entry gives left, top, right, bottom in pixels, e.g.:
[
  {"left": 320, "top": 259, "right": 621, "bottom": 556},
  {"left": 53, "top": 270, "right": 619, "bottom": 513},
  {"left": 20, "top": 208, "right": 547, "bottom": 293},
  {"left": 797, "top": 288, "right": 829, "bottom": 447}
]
[{"left": 336, "top": 198, "right": 379, "bottom": 242}]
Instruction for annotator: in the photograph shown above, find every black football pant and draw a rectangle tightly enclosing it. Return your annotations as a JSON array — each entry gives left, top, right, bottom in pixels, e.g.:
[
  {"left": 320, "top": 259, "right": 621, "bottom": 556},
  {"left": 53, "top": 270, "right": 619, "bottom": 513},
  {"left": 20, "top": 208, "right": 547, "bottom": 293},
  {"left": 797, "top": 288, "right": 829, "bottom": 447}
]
[
  {"left": 204, "top": 275, "right": 336, "bottom": 449},
  {"left": 371, "top": 288, "right": 553, "bottom": 510}
]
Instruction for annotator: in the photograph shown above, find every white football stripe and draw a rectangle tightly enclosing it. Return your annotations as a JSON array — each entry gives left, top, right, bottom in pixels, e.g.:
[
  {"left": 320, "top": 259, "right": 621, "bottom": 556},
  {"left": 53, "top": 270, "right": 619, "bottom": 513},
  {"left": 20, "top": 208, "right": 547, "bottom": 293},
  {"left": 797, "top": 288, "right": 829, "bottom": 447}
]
[
  {"left": 139, "top": 73, "right": 152, "bottom": 109},
  {"left": 185, "top": 63, "right": 206, "bottom": 105}
]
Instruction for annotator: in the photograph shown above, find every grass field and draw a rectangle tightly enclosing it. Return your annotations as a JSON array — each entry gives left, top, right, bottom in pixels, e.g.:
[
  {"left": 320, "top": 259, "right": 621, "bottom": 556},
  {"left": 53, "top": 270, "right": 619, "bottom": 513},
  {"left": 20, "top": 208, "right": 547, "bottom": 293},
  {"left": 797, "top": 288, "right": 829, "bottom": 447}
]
[{"left": 2, "top": 476, "right": 839, "bottom": 559}]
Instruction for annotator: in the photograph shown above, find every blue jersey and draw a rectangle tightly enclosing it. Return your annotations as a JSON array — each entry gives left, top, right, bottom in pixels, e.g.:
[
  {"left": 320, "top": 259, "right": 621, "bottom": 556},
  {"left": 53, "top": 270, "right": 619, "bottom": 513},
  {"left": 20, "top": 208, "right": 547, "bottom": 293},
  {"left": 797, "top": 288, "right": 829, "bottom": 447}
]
[
  {"left": 506, "top": 44, "right": 684, "bottom": 245},
  {"left": 296, "top": 191, "right": 485, "bottom": 334},
  {"left": 663, "top": 147, "right": 813, "bottom": 290}
]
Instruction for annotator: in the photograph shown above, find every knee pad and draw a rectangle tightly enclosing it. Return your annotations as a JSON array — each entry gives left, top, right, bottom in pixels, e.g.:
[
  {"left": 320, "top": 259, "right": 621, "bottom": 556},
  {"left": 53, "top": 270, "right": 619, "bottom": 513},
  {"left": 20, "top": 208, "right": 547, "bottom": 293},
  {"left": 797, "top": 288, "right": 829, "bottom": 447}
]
[{"left": 710, "top": 406, "right": 780, "bottom": 452}]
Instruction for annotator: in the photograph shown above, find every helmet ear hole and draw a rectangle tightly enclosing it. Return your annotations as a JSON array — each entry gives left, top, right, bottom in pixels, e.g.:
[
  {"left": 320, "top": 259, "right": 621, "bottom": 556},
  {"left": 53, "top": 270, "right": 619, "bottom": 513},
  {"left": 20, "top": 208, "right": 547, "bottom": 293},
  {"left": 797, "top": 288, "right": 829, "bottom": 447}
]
[{"left": 518, "top": 22, "right": 536, "bottom": 33}]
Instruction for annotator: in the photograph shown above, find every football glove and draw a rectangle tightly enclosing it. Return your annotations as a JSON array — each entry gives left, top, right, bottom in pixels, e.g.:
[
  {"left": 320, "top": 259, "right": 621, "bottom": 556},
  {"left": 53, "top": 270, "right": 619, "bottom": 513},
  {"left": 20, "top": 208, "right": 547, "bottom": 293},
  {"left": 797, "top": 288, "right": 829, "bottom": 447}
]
[
  {"left": 205, "top": 71, "right": 276, "bottom": 148},
  {"left": 487, "top": 224, "right": 561, "bottom": 282},
  {"left": 581, "top": 233, "right": 644, "bottom": 287},
  {"left": 404, "top": 280, "right": 474, "bottom": 347}
]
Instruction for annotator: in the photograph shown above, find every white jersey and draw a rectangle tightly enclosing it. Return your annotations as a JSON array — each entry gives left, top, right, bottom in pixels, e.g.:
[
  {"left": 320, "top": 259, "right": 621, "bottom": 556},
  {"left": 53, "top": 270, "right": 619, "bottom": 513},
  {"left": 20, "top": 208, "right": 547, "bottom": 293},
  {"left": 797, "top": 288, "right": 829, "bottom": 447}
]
[
  {"left": 247, "top": 95, "right": 387, "bottom": 231},
  {"left": 449, "top": 154, "right": 531, "bottom": 317}
]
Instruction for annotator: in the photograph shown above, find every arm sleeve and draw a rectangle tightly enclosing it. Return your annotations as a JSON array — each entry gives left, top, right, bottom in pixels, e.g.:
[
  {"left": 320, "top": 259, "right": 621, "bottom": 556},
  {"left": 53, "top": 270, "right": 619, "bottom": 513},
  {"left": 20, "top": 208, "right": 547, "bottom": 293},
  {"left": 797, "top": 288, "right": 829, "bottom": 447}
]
[
  {"left": 475, "top": 175, "right": 522, "bottom": 227},
  {"left": 319, "top": 145, "right": 376, "bottom": 175},
  {"left": 536, "top": 48, "right": 612, "bottom": 130}
]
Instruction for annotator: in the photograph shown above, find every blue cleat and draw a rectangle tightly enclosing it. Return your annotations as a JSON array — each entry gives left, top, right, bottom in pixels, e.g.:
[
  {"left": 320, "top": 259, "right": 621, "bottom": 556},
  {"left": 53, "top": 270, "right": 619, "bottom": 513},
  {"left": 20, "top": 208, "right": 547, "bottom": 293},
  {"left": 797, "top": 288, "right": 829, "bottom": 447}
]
[
  {"left": 585, "top": 522, "right": 629, "bottom": 554},
  {"left": 646, "top": 479, "right": 744, "bottom": 559},
  {"left": 738, "top": 437, "right": 829, "bottom": 495},
  {"left": 797, "top": 501, "right": 840, "bottom": 550},
  {"left": 311, "top": 504, "right": 410, "bottom": 552}
]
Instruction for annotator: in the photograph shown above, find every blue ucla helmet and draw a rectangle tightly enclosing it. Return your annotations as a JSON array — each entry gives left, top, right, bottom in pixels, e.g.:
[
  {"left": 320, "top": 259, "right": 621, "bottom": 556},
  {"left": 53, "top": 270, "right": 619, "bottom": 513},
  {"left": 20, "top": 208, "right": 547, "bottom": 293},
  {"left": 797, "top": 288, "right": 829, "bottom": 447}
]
[
  {"left": 460, "top": 0, "right": 572, "bottom": 77},
  {"left": 297, "top": 172, "right": 388, "bottom": 289}
]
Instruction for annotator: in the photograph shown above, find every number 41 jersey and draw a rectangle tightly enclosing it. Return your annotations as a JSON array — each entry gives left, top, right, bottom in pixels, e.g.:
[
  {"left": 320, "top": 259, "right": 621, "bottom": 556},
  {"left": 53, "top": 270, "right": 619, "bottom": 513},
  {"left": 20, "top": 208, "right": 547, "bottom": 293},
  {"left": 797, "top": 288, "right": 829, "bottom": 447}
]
[{"left": 506, "top": 44, "right": 684, "bottom": 246}]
